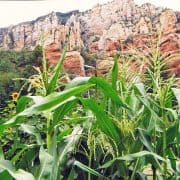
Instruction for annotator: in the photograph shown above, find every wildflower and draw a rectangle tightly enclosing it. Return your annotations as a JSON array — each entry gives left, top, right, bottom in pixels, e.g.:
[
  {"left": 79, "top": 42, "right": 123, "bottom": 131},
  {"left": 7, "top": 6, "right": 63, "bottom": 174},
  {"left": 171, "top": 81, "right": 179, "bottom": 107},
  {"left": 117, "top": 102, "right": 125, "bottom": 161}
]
[
  {"left": 6, "top": 128, "right": 13, "bottom": 134},
  {"left": 30, "top": 78, "right": 41, "bottom": 88},
  {"left": 11, "top": 92, "right": 19, "bottom": 101}
]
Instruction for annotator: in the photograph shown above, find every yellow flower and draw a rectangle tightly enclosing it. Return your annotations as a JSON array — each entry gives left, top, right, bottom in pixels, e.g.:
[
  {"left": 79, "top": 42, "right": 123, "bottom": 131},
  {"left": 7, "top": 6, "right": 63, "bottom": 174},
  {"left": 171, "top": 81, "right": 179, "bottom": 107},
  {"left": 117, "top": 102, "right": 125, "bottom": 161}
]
[
  {"left": 6, "top": 128, "right": 13, "bottom": 134},
  {"left": 11, "top": 92, "right": 19, "bottom": 101},
  {"left": 30, "top": 79, "right": 41, "bottom": 88}
]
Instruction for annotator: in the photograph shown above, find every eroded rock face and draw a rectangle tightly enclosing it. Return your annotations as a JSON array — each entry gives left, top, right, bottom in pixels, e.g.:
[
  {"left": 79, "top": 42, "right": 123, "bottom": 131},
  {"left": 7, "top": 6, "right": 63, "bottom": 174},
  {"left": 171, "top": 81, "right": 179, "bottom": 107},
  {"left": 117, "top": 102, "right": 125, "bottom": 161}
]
[
  {"left": 96, "top": 59, "right": 114, "bottom": 76},
  {"left": 160, "top": 10, "right": 177, "bottom": 32},
  {"left": 0, "top": 0, "right": 179, "bottom": 77},
  {"left": 45, "top": 43, "right": 85, "bottom": 76},
  {"left": 45, "top": 42, "right": 62, "bottom": 69},
  {"left": 79, "top": 0, "right": 163, "bottom": 50},
  {"left": 63, "top": 51, "right": 85, "bottom": 76},
  {"left": 0, "top": 11, "right": 83, "bottom": 51}
]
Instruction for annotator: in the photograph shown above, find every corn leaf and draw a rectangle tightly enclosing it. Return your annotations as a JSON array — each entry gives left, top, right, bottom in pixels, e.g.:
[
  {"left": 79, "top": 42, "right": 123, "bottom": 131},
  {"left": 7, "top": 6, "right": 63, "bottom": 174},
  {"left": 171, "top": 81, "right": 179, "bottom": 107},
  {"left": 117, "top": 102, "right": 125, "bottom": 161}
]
[
  {"left": 100, "top": 151, "right": 165, "bottom": 169},
  {"left": 80, "top": 98, "right": 121, "bottom": 147},
  {"left": 0, "top": 160, "right": 35, "bottom": 180},
  {"left": 89, "top": 77, "right": 129, "bottom": 109},
  {"left": 74, "top": 161, "right": 106, "bottom": 179},
  {"left": 172, "top": 88, "right": 180, "bottom": 108},
  {"left": 47, "top": 45, "right": 67, "bottom": 95},
  {"left": 111, "top": 55, "right": 118, "bottom": 91},
  {"left": 0, "top": 83, "right": 94, "bottom": 133},
  {"left": 37, "top": 147, "right": 53, "bottom": 180}
]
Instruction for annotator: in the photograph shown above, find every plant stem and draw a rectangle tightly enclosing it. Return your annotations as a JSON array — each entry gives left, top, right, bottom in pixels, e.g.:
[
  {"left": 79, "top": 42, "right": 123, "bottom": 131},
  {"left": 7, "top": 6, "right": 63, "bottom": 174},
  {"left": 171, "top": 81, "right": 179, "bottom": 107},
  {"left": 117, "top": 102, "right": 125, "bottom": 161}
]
[
  {"left": 152, "top": 165, "right": 156, "bottom": 180},
  {"left": 153, "top": 118, "right": 157, "bottom": 180},
  {"left": 162, "top": 127, "right": 167, "bottom": 180},
  {"left": 162, "top": 97, "right": 167, "bottom": 179},
  {"left": 46, "top": 112, "right": 52, "bottom": 151},
  {"left": 42, "top": 47, "right": 48, "bottom": 94},
  {"left": 88, "top": 150, "right": 92, "bottom": 180},
  {"left": 130, "top": 158, "right": 139, "bottom": 180},
  {"left": 124, "top": 161, "right": 129, "bottom": 180}
]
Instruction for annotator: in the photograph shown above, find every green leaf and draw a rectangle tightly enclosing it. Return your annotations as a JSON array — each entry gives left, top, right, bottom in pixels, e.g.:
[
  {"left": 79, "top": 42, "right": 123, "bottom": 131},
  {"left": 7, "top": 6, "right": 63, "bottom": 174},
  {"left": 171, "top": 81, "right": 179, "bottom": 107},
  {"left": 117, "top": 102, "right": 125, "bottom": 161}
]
[
  {"left": 65, "top": 117, "right": 87, "bottom": 125},
  {"left": 100, "top": 151, "right": 165, "bottom": 169},
  {"left": 16, "top": 96, "right": 32, "bottom": 113},
  {"left": 26, "top": 84, "right": 93, "bottom": 113},
  {"left": 65, "top": 77, "right": 90, "bottom": 89},
  {"left": 0, "top": 170, "right": 13, "bottom": 180},
  {"left": 16, "top": 146, "right": 39, "bottom": 170},
  {"left": 47, "top": 45, "right": 67, "bottom": 95},
  {"left": 80, "top": 98, "right": 122, "bottom": 148},
  {"left": 0, "top": 147, "right": 4, "bottom": 161},
  {"left": 1, "top": 83, "right": 94, "bottom": 133},
  {"left": 89, "top": 77, "right": 129, "bottom": 109},
  {"left": 11, "top": 146, "right": 29, "bottom": 164},
  {"left": 54, "top": 126, "right": 83, "bottom": 179},
  {"left": 126, "top": 90, "right": 139, "bottom": 113},
  {"left": 166, "top": 148, "right": 176, "bottom": 170},
  {"left": 74, "top": 161, "right": 106, "bottom": 179},
  {"left": 21, "top": 124, "right": 42, "bottom": 145},
  {"left": 57, "top": 128, "right": 72, "bottom": 142},
  {"left": 172, "top": 88, "right": 180, "bottom": 107},
  {"left": 138, "top": 128, "right": 153, "bottom": 152},
  {"left": 111, "top": 55, "right": 118, "bottom": 91},
  {"left": 37, "top": 147, "right": 53, "bottom": 180},
  {"left": 165, "top": 108, "right": 178, "bottom": 120},
  {"left": 110, "top": 55, "right": 119, "bottom": 115},
  {"left": 53, "top": 97, "right": 78, "bottom": 126},
  {"left": 0, "top": 160, "right": 35, "bottom": 180},
  {"left": 166, "top": 122, "right": 179, "bottom": 145},
  {"left": 134, "top": 82, "right": 146, "bottom": 97},
  {"left": 58, "top": 126, "right": 82, "bottom": 165},
  {"left": 67, "top": 168, "right": 76, "bottom": 180}
]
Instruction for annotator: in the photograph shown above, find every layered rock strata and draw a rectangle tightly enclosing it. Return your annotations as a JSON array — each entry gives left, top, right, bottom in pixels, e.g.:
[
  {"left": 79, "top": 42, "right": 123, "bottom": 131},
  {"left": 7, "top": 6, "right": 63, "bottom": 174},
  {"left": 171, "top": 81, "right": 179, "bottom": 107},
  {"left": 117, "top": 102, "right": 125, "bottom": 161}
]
[{"left": 0, "top": 0, "right": 179, "bottom": 77}]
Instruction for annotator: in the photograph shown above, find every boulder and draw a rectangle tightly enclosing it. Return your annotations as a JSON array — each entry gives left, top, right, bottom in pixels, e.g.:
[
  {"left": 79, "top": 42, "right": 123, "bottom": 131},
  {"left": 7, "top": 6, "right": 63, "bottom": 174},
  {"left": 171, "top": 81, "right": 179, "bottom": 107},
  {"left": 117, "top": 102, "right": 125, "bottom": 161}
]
[{"left": 45, "top": 43, "right": 85, "bottom": 76}]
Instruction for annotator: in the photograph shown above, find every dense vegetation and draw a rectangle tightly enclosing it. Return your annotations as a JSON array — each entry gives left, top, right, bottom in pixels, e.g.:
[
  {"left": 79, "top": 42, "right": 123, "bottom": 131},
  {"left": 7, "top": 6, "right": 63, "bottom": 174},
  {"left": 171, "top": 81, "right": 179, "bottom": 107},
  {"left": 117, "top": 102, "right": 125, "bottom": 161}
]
[
  {"left": 0, "top": 43, "right": 179, "bottom": 180},
  {"left": 0, "top": 46, "right": 42, "bottom": 108}
]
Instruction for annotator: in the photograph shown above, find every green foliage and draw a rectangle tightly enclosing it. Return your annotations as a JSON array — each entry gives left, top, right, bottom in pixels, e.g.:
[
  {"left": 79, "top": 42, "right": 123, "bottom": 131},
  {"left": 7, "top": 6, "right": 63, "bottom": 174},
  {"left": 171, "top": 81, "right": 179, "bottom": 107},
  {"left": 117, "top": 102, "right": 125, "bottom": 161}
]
[
  {"left": 0, "top": 42, "right": 179, "bottom": 180},
  {"left": 0, "top": 72, "right": 20, "bottom": 106},
  {"left": 0, "top": 47, "right": 42, "bottom": 107}
]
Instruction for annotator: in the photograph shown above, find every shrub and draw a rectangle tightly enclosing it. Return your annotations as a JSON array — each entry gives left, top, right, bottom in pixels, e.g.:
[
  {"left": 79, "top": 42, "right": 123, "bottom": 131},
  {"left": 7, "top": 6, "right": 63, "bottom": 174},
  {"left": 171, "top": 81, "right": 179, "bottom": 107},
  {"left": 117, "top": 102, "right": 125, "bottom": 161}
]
[{"left": 0, "top": 46, "right": 42, "bottom": 107}]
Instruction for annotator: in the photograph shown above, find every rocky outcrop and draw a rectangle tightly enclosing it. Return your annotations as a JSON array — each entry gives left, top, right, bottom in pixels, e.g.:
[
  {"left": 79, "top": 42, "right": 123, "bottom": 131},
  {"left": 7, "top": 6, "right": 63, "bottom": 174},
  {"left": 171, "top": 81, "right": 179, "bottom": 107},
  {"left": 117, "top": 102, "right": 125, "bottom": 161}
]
[
  {"left": 63, "top": 51, "right": 85, "bottom": 76},
  {"left": 0, "top": 11, "right": 83, "bottom": 51},
  {"left": 79, "top": 0, "right": 163, "bottom": 50},
  {"left": 0, "top": 0, "right": 179, "bottom": 77},
  {"left": 96, "top": 59, "right": 114, "bottom": 76},
  {"left": 45, "top": 43, "right": 85, "bottom": 76}
]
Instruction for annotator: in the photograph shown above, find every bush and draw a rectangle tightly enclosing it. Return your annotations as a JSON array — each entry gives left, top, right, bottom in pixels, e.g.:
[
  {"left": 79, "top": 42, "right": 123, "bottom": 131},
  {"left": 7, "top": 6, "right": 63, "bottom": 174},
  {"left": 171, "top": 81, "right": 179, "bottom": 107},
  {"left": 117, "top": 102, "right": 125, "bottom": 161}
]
[{"left": 0, "top": 46, "right": 42, "bottom": 107}]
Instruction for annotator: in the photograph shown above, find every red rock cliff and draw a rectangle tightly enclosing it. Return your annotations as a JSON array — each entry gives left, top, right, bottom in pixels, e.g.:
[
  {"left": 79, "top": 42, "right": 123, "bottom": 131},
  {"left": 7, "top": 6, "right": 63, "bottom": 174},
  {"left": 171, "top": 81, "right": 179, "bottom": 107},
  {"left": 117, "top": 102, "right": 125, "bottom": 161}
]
[{"left": 0, "top": 0, "right": 179, "bottom": 77}]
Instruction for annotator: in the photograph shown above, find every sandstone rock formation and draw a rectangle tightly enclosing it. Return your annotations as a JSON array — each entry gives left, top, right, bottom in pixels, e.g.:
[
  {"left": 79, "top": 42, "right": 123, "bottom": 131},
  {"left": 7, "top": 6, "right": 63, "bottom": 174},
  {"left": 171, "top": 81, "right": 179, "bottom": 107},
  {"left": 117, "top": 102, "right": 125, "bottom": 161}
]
[
  {"left": 0, "top": 11, "right": 83, "bottom": 51},
  {"left": 45, "top": 43, "right": 85, "bottom": 76},
  {"left": 0, "top": 0, "right": 179, "bottom": 77},
  {"left": 63, "top": 51, "right": 85, "bottom": 76}
]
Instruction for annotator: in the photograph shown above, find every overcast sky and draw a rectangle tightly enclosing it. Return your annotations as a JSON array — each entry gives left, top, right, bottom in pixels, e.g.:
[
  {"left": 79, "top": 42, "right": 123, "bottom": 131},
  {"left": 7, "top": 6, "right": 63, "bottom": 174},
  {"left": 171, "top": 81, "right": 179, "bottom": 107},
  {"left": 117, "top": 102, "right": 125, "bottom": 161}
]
[{"left": 0, "top": 0, "right": 179, "bottom": 27}]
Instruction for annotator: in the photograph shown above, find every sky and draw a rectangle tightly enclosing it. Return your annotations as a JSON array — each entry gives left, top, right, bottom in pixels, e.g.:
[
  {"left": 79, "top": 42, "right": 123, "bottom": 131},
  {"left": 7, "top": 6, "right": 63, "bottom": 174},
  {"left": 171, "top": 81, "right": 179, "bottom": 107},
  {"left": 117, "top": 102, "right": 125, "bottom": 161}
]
[{"left": 0, "top": 0, "right": 179, "bottom": 27}]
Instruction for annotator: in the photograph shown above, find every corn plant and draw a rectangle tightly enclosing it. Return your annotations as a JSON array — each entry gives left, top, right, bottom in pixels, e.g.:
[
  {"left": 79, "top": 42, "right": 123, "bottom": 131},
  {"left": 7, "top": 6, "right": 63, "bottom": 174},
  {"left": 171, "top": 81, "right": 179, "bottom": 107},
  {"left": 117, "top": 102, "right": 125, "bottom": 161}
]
[
  {"left": 0, "top": 39, "right": 179, "bottom": 180},
  {"left": 0, "top": 46, "right": 95, "bottom": 180},
  {"left": 69, "top": 46, "right": 179, "bottom": 179}
]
